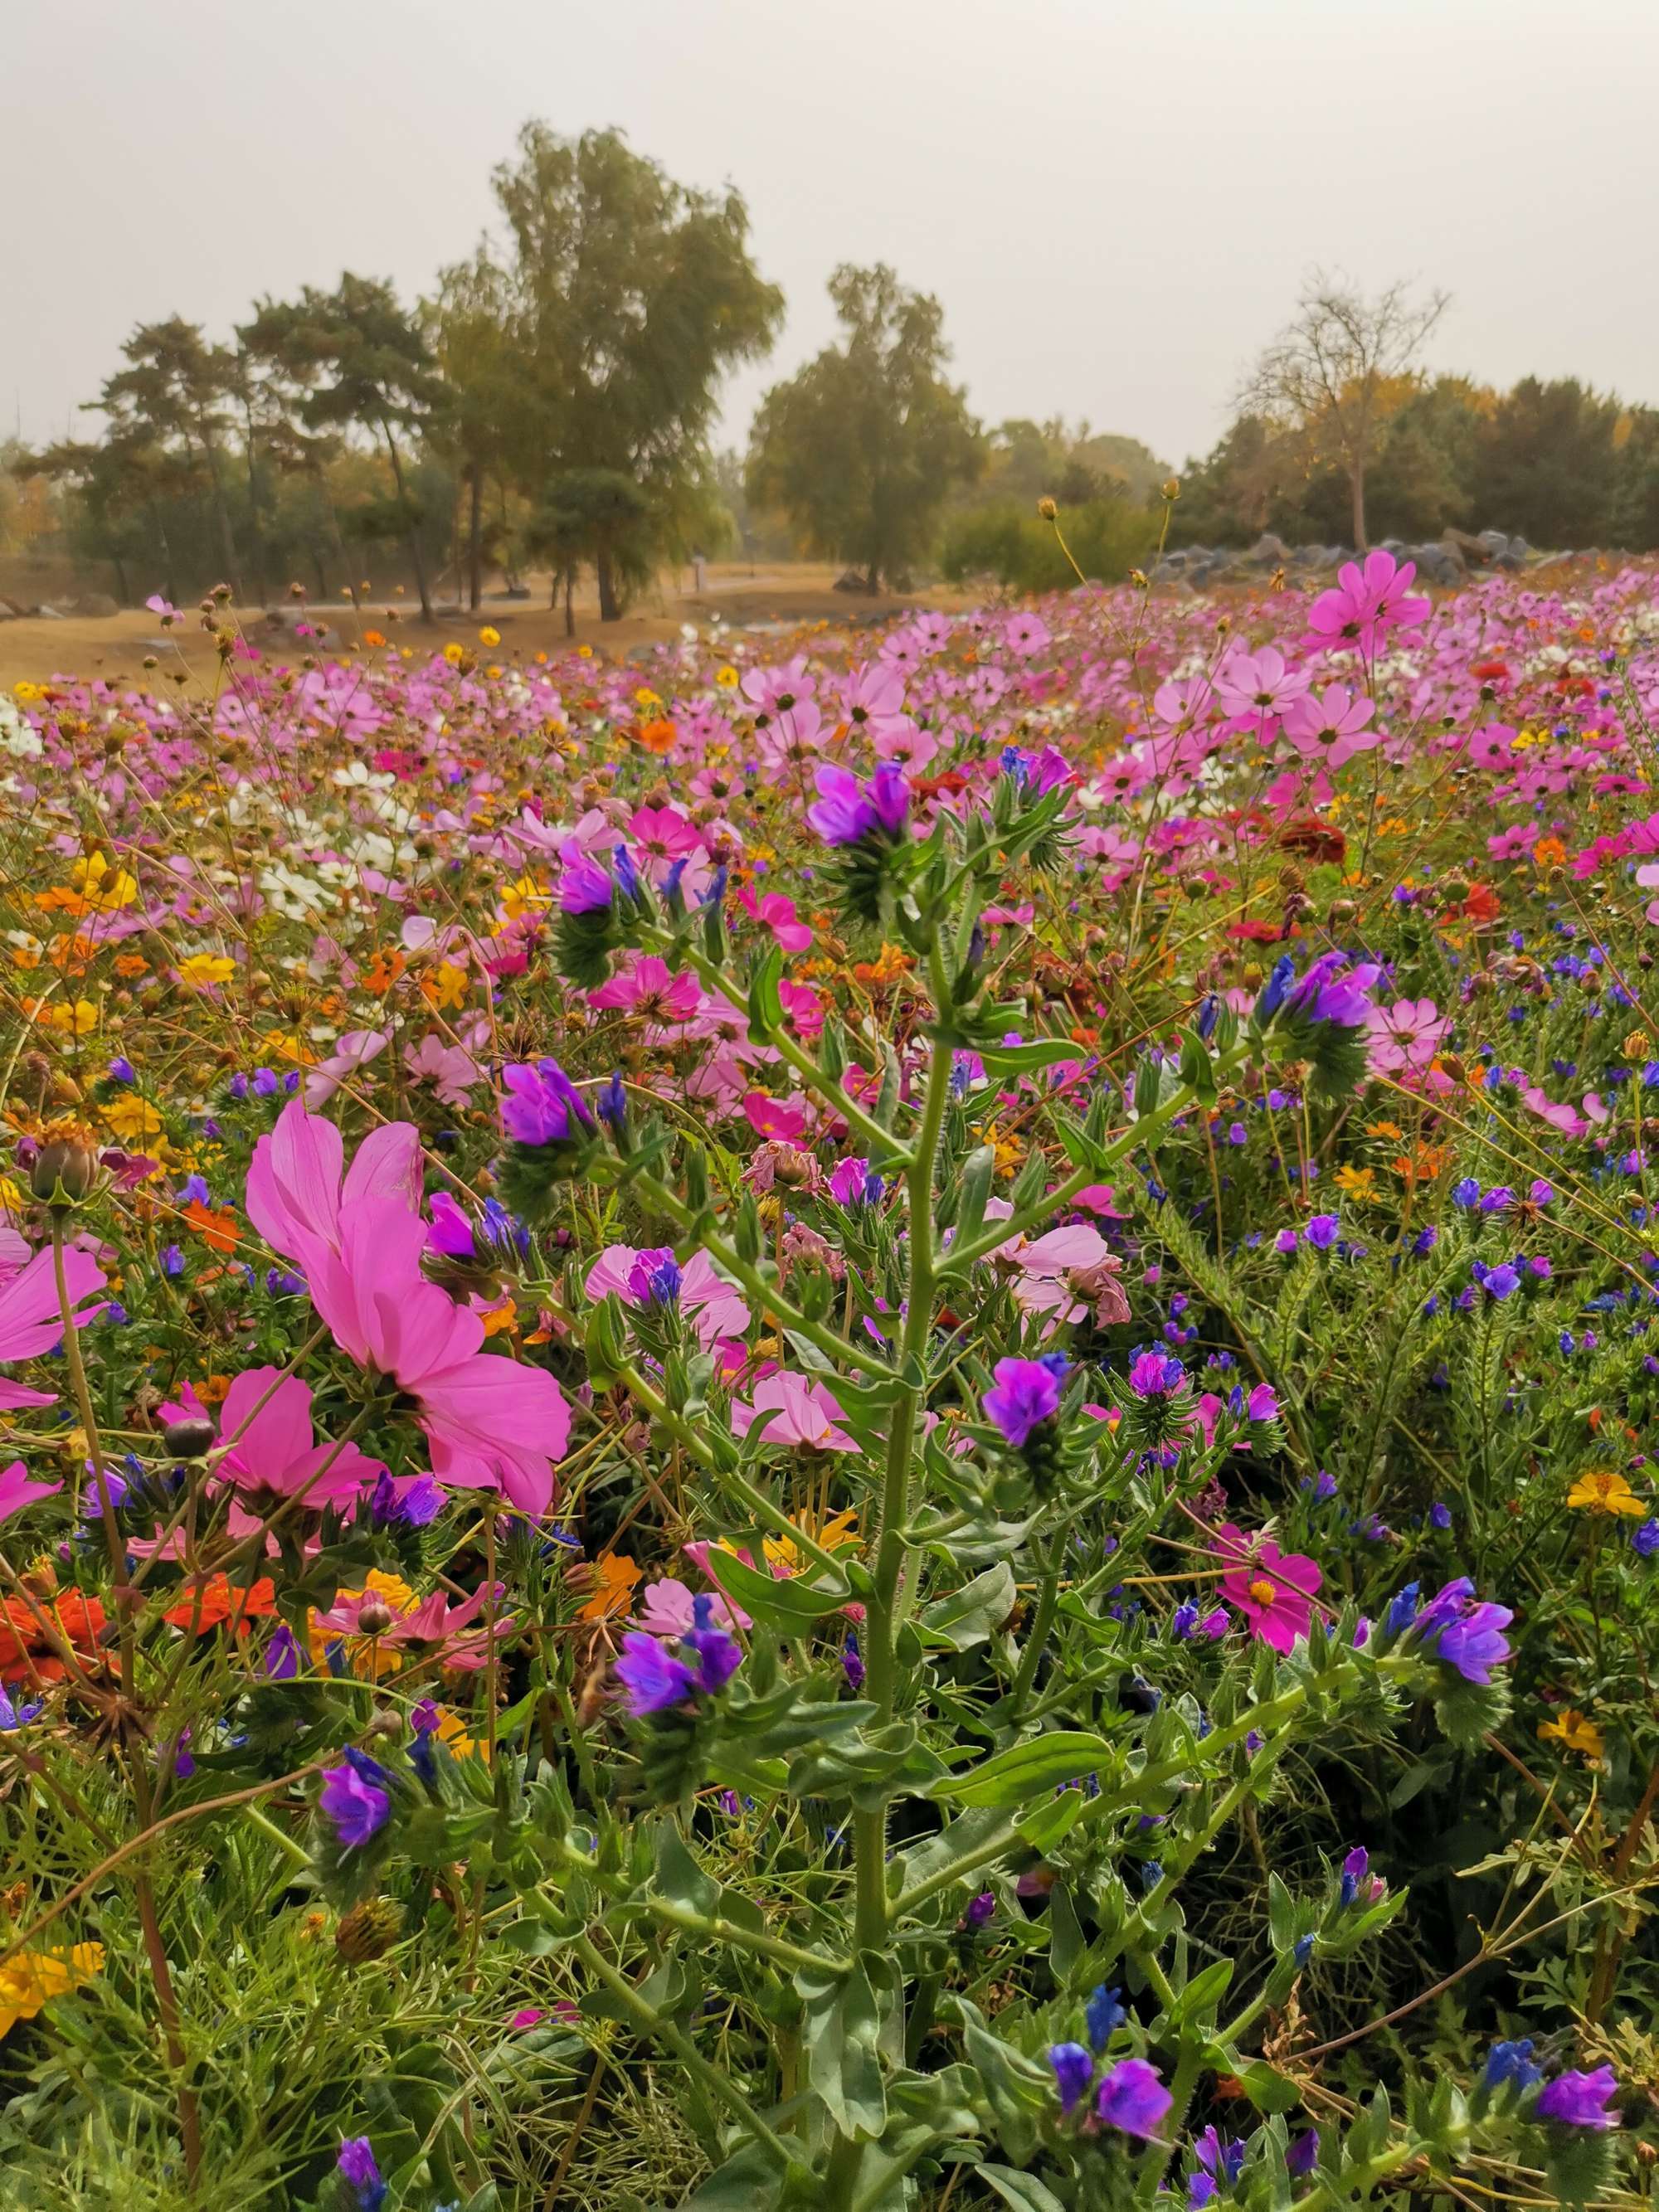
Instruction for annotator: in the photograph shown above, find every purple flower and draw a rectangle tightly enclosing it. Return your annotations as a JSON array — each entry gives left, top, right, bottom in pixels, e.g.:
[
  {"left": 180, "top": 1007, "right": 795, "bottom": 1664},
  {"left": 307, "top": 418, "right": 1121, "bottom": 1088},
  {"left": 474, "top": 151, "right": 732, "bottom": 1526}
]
[
  {"left": 1287, "top": 951, "right": 1383, "bottom": 1028},
  {"left": 1094, "top": 2057, "right": 1171, "bottom": 2140},
  {"left": 1195, "top": 2126, "right": 1246, "bottom": 2184},
  {"left": 108, "top": 1056, "right": 136, "bottom": 1084},
  {"left": 681, "top": 1593, "right": 742, "bottom": 1694},
  {"left": 319, "top": 1750, "right": 391, "bottom": 1849},
  {"left": 1274, "top": 1228, "right": 1300, "bottom": 1255},
  {"left": 627, "top": 1247, "right": 684, "bottom": 1308},
  {"left": 337, "top": 2137, "right": 387, "bottom": 2212},
  {"left": 1414, "top": 1578, "right": 1513, "bottom": 1683},
  {"left": 1128, "top": 1349, "right": 1186, "bottom": 1398},
  {"left": 807, "top": 762, "right": 909, "bottom": 847},
  {"left": 501, "top": 1057, "right": 595, "bottom": 1147},
  {"left": 983, "top": 1355, "right": 1067, "bottom": 1447},
  {"left": 1286, "top": 2128, "right": 1320, "bottom": 2177},
  {"left": 427, "top": 1191, "right": 475, "bottom": 1258},
  {"left": 615, "top": 1632, "right": 697, "bottom": 1716},
  {"left": 829, "top": 1155, "right": 883, "bottom": 1208},
  {"left": 558, "top": 842, "right": 615, "bottom": 915},
  {"left": 1305, "top": 1214, "right": 1340, "bottom": 1252},
  {"left": 1535, "top": 2065, "right": 1620, "bottom": 2130},
  {"left": 1481, "top": 1262, "right": 1520, "bottom": 1300},
  {"left": 1632, "top": 1519, "right": 1659, "bottom": 1558},
  {"left": 842, "top": 1632, "right": 866, "bottom": 1691},
  {"left": 963, "top": 1889, "right": 996, "bottom": 1929},
  {"left": 1049, "top": 2041, "right": 1095, "bottom": 2114}
]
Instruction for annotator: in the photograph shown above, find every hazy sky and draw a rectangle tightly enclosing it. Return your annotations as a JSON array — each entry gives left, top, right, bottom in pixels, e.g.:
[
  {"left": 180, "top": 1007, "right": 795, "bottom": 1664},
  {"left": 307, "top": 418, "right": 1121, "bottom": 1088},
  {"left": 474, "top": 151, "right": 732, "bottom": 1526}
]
[{"left": 10, "top": 0, "right": 1659, "bottom": 468}]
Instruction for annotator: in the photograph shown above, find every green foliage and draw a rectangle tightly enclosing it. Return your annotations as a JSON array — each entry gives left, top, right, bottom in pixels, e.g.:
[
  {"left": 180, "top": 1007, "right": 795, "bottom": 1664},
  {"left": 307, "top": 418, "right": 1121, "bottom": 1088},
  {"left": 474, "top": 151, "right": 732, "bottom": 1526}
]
[{"left": 941, "top": 496, "right": 1158, "bottom": 590}]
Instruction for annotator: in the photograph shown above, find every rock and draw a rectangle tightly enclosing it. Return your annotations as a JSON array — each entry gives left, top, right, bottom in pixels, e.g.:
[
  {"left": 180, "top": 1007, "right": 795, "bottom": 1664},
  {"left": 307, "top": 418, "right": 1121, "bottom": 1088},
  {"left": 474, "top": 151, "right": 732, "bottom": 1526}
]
[
  {"left": 832, "top": 567, "right": 874, "bottom": 594},
  {"left": 1408, "top": 545, "right": 1461, "bottom": 586},
  {"left": 1443, "top": 527, "right": 1495, "bottom": 563},
  {"left": 70, "top": 592, "right": 119, "bottom": 618},
  {"left": 1477, "top": 529, "right": 1511, "bottom": 557},
  {"left": 1435, "top": 535, "right": 1470, "bottom": 579},
  {"left": 1246, "top": 532, "right": 1289, "bottom": 566}
]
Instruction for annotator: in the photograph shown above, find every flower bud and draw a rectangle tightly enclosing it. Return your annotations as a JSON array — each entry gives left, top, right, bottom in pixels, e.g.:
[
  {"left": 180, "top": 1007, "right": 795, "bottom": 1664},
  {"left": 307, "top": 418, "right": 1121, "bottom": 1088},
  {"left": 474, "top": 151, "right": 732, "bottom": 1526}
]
[
  {"left": 1036, "top": 496, "right": 1058, "bottom": 521},
  {"left": 356, "top": 1601, "right": 397, "bottom": 1636},
  {"left": 334, "top": 1895, "right": 403, "bottom": 1965},
  {"left": 29, "top": 1121, "right": 101, "bottom": 1208},
  {"left": 163, "top": 1416, "right": 216, "bottom": 1461},
  {"left": 1161, "top": 477, "right": 1181, "bottom": 501}
]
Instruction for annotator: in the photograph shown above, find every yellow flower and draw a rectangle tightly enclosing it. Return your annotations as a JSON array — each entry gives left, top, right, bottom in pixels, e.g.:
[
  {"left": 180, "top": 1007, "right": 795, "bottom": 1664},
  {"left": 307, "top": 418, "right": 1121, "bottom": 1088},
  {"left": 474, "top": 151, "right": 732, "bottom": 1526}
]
[
  {"left": 12, "top": 680, "right": 42, "bottom": 703},
  {"left": 1333, "top": 1164, "right": 1377, "bottom": 1203},
  {"left": 1565, "top": 1469, "right": 1647, "bottom": 1518},
  {"left": 71, "top": 853, "right": 138, "bottom": 913},
  {"left": 431, "top": 1705, "right": 487, "bottom": 1761},
  {"left": 421, "top": 960, "right": 469, "bottom": 1011},
  {"left": 499, "top": 873, "right": 552, "bottom": 921},
  {"left": 176, "top": 954, "right": 236, "bottom": 991},
  {"left": 715, "top": 665, "right": 740, "bottom": 688},
  {"left": 24, "top": 997, "right": 99, "bottom": 1036},
  {"left": 0, "top": 1944, "right": 105, "bottom": 2040},
  {"left": 763, "top": 1509, "right": 859, "bottom": 1573},
  {"left": 1538, "top": 1709, "right": 1604, "bottom": 1758},
  {"left": 442, "top": 642, "right": 465, "bottom": 667},
  {"left": 634, "top": 687, "right": 662, "bottom": 708},
  {"left": 478, "top": 626, "right": 501, "bottom": 647},
  {"left": 102, "top": 1096, "right": 166, "bottom": 1146}
]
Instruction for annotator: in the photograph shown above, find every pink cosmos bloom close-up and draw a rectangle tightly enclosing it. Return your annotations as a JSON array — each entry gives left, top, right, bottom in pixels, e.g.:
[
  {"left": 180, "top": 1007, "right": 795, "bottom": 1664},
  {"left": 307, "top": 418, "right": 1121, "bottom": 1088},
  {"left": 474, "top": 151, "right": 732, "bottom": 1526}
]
[
  {"left": 1365, "top": 998, "right": 1452, "bottom": 1073},
  {"left": 1306, "top": 549, "right": 1432, "bottom": 658},
  {"left": 1214, "top": 645, "right": 1311, "bottom": 723},
  {"left": 732, "top": 1372, "right": 859, "bottom": 1452},
  {"left": 737, "top": 884, "right": 813, "bottom": 951},
  {"left": 1214, "top": 1523, "right": 1322, "bottom": 1652},
  {"left": 586, "top": 954, "right": 703, "bottom": 1023},
  {"left": 303, "top": 1028, "right": 392, "bottom": 1110},
  {"left": 292, "top": 1195, "right": 571, "bottom": 1517},
  {"left": 1282, "top": 683, "right": 1378, "bottom": 768},
  {"left": 313, "top": 1578, "right": 508, "bottom": 1668},
  {"left": 0, "top": 1242, "right": 107, "bottom": 1412},
  {"left": 245, "top": 1097, "right": 423, "bottom": 1281},
  {"left": 162, "top": 1369, "right": 385, "bottom": 1539}
]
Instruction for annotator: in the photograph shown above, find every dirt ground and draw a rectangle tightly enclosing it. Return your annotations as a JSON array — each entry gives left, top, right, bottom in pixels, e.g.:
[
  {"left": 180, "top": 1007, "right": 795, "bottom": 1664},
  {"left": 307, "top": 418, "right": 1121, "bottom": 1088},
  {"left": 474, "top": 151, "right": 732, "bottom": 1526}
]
[{"left": 0, "top": 562, "right": 980, "bottom": 692}]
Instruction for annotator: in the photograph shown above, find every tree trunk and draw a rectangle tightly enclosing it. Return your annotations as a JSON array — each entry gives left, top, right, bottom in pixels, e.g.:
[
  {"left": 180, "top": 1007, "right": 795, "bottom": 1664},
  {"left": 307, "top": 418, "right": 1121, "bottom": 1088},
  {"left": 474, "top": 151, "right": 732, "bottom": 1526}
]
[
  {"left": 197, "top": 418, "right": 243, "bottom": 601},
  {"left": 864, "top": 562, "right": 880, "bottom": 595},
  {"left": 596, "top": 543, "right": 620, "bottom": 622},
  {"left": 564, "top": 566, "right": 576, "bottom": 638},
  {"left": 467, "top": 465, "right": 484, "bottom": 612},
  {"left": 1350, "top": 463, "right": 1367, "bottom": 553},
  {"left": 112, "top": 554, "right": 130, "bottom": 605},
  {"left": 241, "top": 401, "right": 268, "bottom": 610},
  {"left": 381, "top": 420, "right": 432, "bottom": 622},
  {"left": 311, "top": 547, "right": 328, "bottom": 600}
]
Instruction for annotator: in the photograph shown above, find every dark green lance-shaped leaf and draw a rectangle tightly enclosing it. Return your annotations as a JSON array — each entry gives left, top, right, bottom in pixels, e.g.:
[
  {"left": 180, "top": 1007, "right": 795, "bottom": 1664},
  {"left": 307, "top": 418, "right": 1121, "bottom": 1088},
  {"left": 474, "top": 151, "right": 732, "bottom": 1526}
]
[
  {"left": 955, "top": 1998, "right": 1053, "bottom": 2166},
  {"left": 796, "top": 1956, "right": 887, "bottom": 2139},
  {"left": 1048, "top": 1884, "right": 1083, "bottom": 1981},
  {"left": 651, "top": 1825, "right": 719, "bottom": 1918},
  {"left": 747, "top": 946, "right": 785, "bottom": 1038},
  {"left": 788, "top": 1721, "right": 948, "bottom": 1806},
  {"left": 1168, "top": 1956, "right": 1234, "bottom": 2030},
  {"left": 706, "top": 1548, "right": 850, "bottom": 1628},
  {"left": 675, "top": 2141, "right": 799, "bottom": 2210},
  {"left": 975, "top": 1037, "right": 1085, "bottom": 1075},
  {"left": 918, "top": 1563, "right": 1018, "bottom": 1652},
  {"left": 953, "top": 1142, "right": 997, "bottom": 1248},
  {"left": 981, "top": 2170, "right": 1068, "bottom": 2212},
  {"left": 1017, "top": 1786, "right": 1090, "bottom": 1855},
  {"left": 1233, "top": 2059, "right": 1304, "bottom": 2116},
  {"left": 932, "top": 1731, "right": 1113, "bottom": 1807}
]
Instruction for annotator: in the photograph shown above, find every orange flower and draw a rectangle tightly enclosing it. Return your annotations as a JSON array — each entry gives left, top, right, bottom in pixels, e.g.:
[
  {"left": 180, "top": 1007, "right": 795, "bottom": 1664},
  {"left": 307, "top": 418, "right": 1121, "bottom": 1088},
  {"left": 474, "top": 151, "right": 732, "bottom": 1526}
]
[
  {"left": 114, "top": 953, "right": 148, "bottom": 979},
  {"left": 1532, "top": 837, "right": 1566, "bottom": 867},
  {"left": 578, "top": 1553, "right": 641, "bottom": 1621},
  {"left": 0, "top": 1591, "right": 106, "bottom": 1684},
  {"left": 162, "top": 1577, "right": 277, "bottom": 1632},
  {"left": 183, "top": 1198, "right": 241, "bottom": 1253},
  {"left": 362, "top": 949, "right": 406, "bottom": 994},
  {"left": 635, "top": 717, "right": 678, "bottom": 754}
]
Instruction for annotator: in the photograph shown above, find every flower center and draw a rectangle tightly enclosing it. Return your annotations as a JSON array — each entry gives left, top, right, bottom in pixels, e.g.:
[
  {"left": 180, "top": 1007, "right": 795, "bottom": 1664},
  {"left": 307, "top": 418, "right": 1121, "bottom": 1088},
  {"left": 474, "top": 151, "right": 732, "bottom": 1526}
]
[{"left": 1248, "top": 1577, "right": 1278, "bottom": 1607}]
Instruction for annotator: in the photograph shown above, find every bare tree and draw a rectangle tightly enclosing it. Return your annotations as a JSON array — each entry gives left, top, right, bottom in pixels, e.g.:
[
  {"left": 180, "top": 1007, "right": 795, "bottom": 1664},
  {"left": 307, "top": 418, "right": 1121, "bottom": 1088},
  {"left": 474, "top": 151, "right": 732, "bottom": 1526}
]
[{"left": 1239, "top": 273, "right": 1449, "bottom": 550}]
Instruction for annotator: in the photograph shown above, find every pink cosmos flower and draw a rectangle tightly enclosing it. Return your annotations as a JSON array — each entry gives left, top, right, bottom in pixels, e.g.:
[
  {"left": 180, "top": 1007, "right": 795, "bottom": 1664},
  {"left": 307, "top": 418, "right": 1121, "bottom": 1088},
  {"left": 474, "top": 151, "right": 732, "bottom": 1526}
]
[
  {"left": 778, "top": 979, "right": 825, "bottom": 1038},
  {"left": 1214, "top": 1523, "right": 1322, "bottom": 1653},
  {"left": 1282, "top": 684, "right": 1378, "bottom": 768},
  {"left": 1214, "top": 646, "right": 1311, "bottom": 723},
  {"left": 625, "top": 806, "right": 702, "bottom": 866},
  {"left": 304, "top": 1028, "right": 391, "bottom": 1109},
  {"left": 1307, "top": 550, "right": 1431, "bottom": 658},
  {"left": 737, "top": 885, "right": 813, "bottom": 952},
  {"left": 291, "top": 1194, "right": 571, "bottom": 1516},
  {"left": 1010, "top": 1223, "right": 1132, "bottom": 1332},
  {"left": 635, "top": 1576, "right": 749, "bottom": 1636},
  {"left": 742, "top": 1091, "right": 813, "bottom": 1142},
  {"left": 0, "top": 1460, "right": 61, "bottom": 1524},
  {"left": 740, "top": 657, "right": 815, "bottom": 713},
  {"left": 0, "top": 1242, "right": 107, "bottom": 1412},
  {"left": 587, "top": 955, "right": 703, "bottom": 1023},
  {"left": 584, "top": 1245, "right": 751, "bottom": 1349},
  {"left": 732, "top": 1373, "right": 859, "bottom": 1452},
  {"left": 313, "top": 1577, "right": 508, "bottom": 1670},
  {"left": 756, "top": 698, "right": 828, "bottom": 771},
  {"left": 1365, "top": 999, "right": 1451, "bottom": 1074},
  {"left": 162, "top": 1369, "right": 384, "bottom": 1539},
  {"left": 246, "top": 1097, "right": 423, "bottom": 1278}
]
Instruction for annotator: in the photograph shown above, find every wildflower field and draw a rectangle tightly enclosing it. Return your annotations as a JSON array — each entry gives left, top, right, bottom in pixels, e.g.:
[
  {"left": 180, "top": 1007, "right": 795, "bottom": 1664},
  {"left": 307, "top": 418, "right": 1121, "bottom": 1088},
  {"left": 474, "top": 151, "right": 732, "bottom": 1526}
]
[{"left": 4, "top": 548, "right": 1659, "bottom": 2212}]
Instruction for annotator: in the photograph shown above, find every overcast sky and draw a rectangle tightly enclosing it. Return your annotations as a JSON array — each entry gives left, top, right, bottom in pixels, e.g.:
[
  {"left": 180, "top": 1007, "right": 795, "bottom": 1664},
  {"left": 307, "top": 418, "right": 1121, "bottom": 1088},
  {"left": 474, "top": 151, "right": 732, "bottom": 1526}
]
[{"left": 10, "top": 0, "right": 1659, "bottom": 469}]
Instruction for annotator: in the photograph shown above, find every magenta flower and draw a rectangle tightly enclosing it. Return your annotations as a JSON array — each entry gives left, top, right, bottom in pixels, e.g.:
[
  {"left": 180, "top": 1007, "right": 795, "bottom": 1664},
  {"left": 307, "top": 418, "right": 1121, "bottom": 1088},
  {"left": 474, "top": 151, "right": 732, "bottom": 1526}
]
[
  {"left": 1282, "top": 683, "right": 1378, "bottom": 768},
  {"left": 500, "top": 1057, "right": 595, "bottom": 1148},
  {"left": 1307, "top": 549, "right": 1431, "bottom": 657},
  {"left": 557, "top": 839, "right": 615, "bottom": 914},
  {"left": 319, "top": 1749, "right": 391, "bottom": 1848},
  {"left": 160, "top": 1369, "right": 383, "bottom": 1539},
  {"left": 1214, "top": 1524, "right": 1322, "bottom": 1653},
  {"left": 585, "top": 1244, "right": 750, "bottom": 1350},
  {"left": 0, "top": 1241, "right": 107, "bottom": 1412},
  {"left": 737, "top": 884, "right": 813, "bottom": 951},
  {"left": 983, "top": 1355, "right": 1068, "bottom": 1447},
  {"left": 1365, "top": 998, "right": 1451, "bottom": 1075},
  {"left": 587, "top": 955, "right": 703, "bottom": 1024},
  {"left": 1214, "top": 644, "right": 1311, "bottom": 722},
  {"left": 1535, "top": 2066, "right": 1619, "bottom": 2130},
  {"left": 1093, "top": 2057, "right": 1171, "bottom": 2139},
  {"left": 807, "top": 762, "right": 909, "bottom": 847},
  {"left": 0, "top": 1459, "right": 61, "bottom": 1524},
  {"left": 245, "top": 1099, "right": 422, "bottom": 1284}
]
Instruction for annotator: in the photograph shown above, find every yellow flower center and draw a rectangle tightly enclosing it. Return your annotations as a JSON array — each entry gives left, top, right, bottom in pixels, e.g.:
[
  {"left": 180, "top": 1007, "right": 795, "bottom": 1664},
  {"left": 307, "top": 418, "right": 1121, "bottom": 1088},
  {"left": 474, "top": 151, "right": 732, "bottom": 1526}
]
[{"left": 1248, "top": 1578, "right": 1278, "bottom": 1607}]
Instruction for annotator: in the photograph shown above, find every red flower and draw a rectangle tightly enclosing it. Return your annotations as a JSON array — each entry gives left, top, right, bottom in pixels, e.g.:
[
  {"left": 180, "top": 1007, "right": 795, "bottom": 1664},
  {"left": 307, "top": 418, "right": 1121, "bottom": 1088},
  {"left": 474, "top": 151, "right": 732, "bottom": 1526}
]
[{"left": 162, "top": 1576, "right": 278, "bottom": 1633}]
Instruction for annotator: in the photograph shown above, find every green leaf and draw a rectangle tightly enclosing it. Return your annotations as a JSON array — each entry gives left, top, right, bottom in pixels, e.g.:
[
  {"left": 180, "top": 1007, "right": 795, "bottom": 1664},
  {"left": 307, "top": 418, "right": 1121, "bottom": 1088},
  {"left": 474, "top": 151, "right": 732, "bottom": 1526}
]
[
  {"left": 981, "top": 2169, "right": 1068, "bottom": 2212},
  {"left": 707, "top": 1548, "right": 850, "bottom": 1629},
  {"left": 674, "top": 2142, "right": 793, "bottom": 2210},
  {"left": 652, "top": 1826, "right": 718, "bottom": 1918},
  {"left": 797, "top": 1957, "right": 887, "bottom": 2139},
  {"left": 747, "top": 946, "right": 785, "bottom": 1038},
  {"left": 975, "top": 1038, "right": 1082, "bottom": 1075},
  {"left": 932, "top": 1731, "right": 1112, "bottom": 1808},
  {"left": 1234, "top": 2059, "right": 1303, "bottom": 2115},
  {"left": 918, "top": 1563, "right": 1018, "bottom": 1651}
]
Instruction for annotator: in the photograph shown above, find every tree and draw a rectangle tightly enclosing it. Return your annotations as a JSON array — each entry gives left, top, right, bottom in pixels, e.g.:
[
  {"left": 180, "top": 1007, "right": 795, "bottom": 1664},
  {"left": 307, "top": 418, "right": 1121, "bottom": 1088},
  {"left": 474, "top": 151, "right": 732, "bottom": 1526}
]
[
  {"left": 747, "top": 264, "right": 982, "bottom": 591},
  {"left": 241, "top": 275, "right": 448, "bottom": 621},
  {"left": 487, "top": 124, "right": 782, "bottom": 619},
  {"left": 98, "top": 318, "right": 245, "bottom": 596},
  {"left": 429, "top": 249, "right": 521, "bottom": 611},
  {"left": 1239, "top": 273, "right": 1449, "bottom": 550},
  {"left": 1472, "top": 377, "right": 1620, "bottom": 547}
]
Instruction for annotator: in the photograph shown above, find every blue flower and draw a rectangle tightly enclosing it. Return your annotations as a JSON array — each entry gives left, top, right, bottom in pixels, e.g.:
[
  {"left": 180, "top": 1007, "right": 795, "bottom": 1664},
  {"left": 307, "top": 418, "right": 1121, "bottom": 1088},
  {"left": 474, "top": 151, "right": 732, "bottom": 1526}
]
[
  {"left": 1048, "top": 2040, "right": 1094, "bottom": 2115},
  {"left": 1085, "top": 1983, "right": 1126, "bottom": 2052},
  {"left": 1483, "top": 2039, "right": 1542, "bottom": 2093}
]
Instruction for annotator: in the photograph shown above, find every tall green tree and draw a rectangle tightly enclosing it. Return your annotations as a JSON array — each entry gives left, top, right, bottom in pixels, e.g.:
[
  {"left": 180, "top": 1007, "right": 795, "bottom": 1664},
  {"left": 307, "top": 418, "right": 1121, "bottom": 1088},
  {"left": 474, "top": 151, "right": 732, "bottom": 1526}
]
[
  {"left": 487, "top": 123, "right": 782, "bottom": 619},
  {"left": 97, "top": 318, "right": 245, "bottom": 596},
  {"left": 747, "top": 264, "right": 982, "bottom": 591},
  {"left": 429, "top": 249, "right": 521, "bottom": 611},
  {"left": 240, "top": 275, "right": 448, "bottom": 621},
  {"left": 1472, "top": 377, "right": 1621, "bottom": 547}
]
